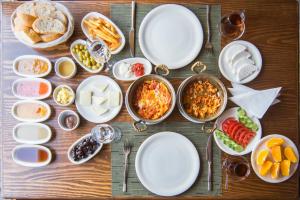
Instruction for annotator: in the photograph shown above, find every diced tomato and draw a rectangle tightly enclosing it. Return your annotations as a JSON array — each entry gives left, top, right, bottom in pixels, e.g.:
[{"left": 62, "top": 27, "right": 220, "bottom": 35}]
[{"left": 132, "top": 63, "right": 145, "bottom": 77}]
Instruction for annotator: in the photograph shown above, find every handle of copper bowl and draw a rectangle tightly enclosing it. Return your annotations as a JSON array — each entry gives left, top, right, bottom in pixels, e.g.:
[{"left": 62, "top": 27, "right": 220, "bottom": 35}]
[
  {"left": 132, "top": 120, "right": 147, "bottom": 132},
  {"left": 191, "top": 61, "right": 207, "bottom": 74},
  {"left": 154, "top": 64, "right": 170, "bottom": 76}
]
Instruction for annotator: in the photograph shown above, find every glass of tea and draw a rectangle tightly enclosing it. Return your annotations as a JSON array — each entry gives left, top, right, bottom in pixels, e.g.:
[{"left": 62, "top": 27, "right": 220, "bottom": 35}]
[
  {"left": 219, "top": 10, "right": 245, "bottom": 40},
  {"left": 222, "top": 156, "right": 250, "bottom": 190}
]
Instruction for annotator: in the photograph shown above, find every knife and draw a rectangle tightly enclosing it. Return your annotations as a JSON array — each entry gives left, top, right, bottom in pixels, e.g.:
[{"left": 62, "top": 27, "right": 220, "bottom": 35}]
[
  {"left": 206, "top": 131, "right": 213, "bottom": 191},
  {"left": 129, "top": 0, "right": 136, "bottom": 57}
]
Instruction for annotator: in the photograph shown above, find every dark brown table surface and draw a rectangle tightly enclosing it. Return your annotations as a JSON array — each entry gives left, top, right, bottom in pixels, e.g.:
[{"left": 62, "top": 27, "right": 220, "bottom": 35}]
[{"left": 1, "top": 0, "right": 299, "bottom": 199}]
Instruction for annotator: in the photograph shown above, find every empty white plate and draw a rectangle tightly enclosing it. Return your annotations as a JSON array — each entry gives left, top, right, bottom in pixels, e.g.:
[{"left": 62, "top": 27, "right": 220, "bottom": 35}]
[
  {"left": 135, "top": 132, "right": 200, "bottom": 196},
  {"left": 139, "top": 4, "right": 203, "bottom": 69}
]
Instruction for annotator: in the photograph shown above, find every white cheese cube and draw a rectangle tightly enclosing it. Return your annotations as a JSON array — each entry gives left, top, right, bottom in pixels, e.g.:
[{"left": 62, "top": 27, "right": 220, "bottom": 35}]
[
  {"left": 79, "top": 90, "right": 92, "bottom": 106},
  {"left": 92, "top": 105, "right": 108, "bottom": 116},
  {"left": 92, "top": 96, "right": 106, "bottom": 105},
  {"left": 108, "top": 91, "right": 120, "bottom": 108},
  {"left": 93, "top": 83, "right": 108, "bottom": 93}
]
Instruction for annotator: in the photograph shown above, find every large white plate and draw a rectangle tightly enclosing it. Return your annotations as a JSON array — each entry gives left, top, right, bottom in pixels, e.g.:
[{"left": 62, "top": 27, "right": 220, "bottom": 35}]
[
  {"left": 251, "top": 134, "right": 299, "bottom": 183},
  {"left": 218, "top": 40, "right": 262, "bottom": 84},
  {"left": 213, "top": 107, "right": 262, "bottom": 156},
  {"left": 135, "top": 132, "right": 200, "bottom": 196},
  {"left": 75, "top": 75, "right": 123, "bottom": 123},
  {"left": 139, "top": 4, "right": 203, "bottom": 69}
]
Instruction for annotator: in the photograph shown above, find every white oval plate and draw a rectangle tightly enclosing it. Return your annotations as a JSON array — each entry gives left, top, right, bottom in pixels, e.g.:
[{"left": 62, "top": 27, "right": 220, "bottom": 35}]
[
  {"left": 13, "top": 122, "right": 52, "bottom": 144},
  {"left": 139, "top": 4, "right": 203, "bottom": 69},
  {"left": 67, "top": 133, "right": 103, "bottom": 165},
  {"left": 11, "top": 0, "right": 74, "bottom": 49},
  {"left": 112, "top": 57, "right": 152, "bottom": 81},
  {"left": 135, "top": 132, "right": 200, "bottom": 196},
  {"left": 13, "top": 55, "right": 52, "bottom": 78},
  {"left": 213, "top": 107, "right": 262, "bottom": 156},
  {"left": 12, "top": 144, "right": 52, "bottom": 167},
  {"left": 218, "top": 40, "right": 262, "bottom": 84},
  {"left": 75, "top": 75, "right": 123, "bottom": 123},
  {"left": 12, "top": 78, "right": 52, "bottom": 100},
  {"left": 70, "top": 39, "right": 104, "bottom": 73},
  {"left": 251, "top": 134, "right": 299, "bottom": 183},
  {"left": 81, "top": 12, "right": 125, "bottom": 54},
  {"left": 11, "top": 100, "right": 51, "bottom": 122}
]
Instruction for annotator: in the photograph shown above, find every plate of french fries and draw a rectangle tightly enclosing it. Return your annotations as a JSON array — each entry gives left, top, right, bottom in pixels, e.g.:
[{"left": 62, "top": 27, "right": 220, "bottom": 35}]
[{"left": 81, "top": 12, "right": 125, "bottom": 54}]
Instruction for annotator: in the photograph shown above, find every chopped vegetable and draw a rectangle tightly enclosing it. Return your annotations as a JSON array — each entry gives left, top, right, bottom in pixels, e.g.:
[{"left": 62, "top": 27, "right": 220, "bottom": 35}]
[
  {"left": 215, "top": 129, "right": 244, "bottom": 152},
  {"left": 237, "top": 107, "right": 259, "bottom": 131}
]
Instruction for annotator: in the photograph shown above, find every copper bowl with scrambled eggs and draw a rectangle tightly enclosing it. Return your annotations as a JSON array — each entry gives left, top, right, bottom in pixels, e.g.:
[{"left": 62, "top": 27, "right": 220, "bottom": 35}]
[
  {"left": 177, "top": 73, "right": 227, "bottom": 123},
  {"left": 125, "top": 74, "right": 176, "bottom": 132}
]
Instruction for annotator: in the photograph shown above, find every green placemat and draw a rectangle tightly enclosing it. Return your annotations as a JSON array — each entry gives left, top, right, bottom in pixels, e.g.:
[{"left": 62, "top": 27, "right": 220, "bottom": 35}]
[
  {"left": 110, "top": 4, "right": 221, "bottom": 78},
  {"left": 111, "top": 122, "right": 222, "bottom": 196}
]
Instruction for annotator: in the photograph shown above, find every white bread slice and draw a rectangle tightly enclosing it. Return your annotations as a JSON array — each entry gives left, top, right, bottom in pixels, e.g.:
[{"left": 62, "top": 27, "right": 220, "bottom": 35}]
[
  {"left": 231, "top": 51, "right": 252, "bottom": 66},
  {"left": 40, "top": 33, "right": 62, "bottom": 42},
  {"left": 236, "top": 64, "right": 257, "bottom": 81},
  {"left": 34, "top": 2, "right": 56, "bottom": 18},
  {"left": 233, "top": 57, "right": 255, "bottom": 74},
  {"left": 51, "top": 10, "right": 67, "bottom": 25},
  {"left": 32, "top": 17, "right": 66, "bottom": 34},
  {"left": 225, "top": 44, "right": 247, "bottom": 64},
  {"left": 16, "top": 13, "right": 37, "bottom": 27},
  {"left": 16, "top": 2, "right": 36, "bottom": 16},
  {"left": 18, "top": 27, "right": 42, "bottom": 44},
  {"left": 14, "top": 17, "right": 29, "bottom": 31}
]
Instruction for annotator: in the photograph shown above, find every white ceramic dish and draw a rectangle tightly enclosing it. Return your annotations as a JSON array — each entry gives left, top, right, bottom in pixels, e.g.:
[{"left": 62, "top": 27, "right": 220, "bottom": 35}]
[
  {"left": 11, "top": 0, "right": 74, "bottom": 49},
  {"left": 13, "top": 122, "right": 52, "bottom": 144},
  {"left": 75, "top": 75, "right": 123, "bottom": 123},
  {"left": 219, "top": 40, "right": 262, "bottom": 84},
  {"left": 13, "top": 55, "right": 52, "bottom": 78},
  {"left": 81, "top": 12, "right": 126, "bottom": 54},
  {"left": 139, "top": 4, "right": 203, "bottom": 69},
  {"left": 12, "top": 77, "right": 52, "bottom": 100},
  {"left": 112, "top": 57, "right": 152, "bottom": 81},
  {"left": 54, "top": 57, "right": 77, "bottom": 79},
  {"left": 67, "top": 133, "right": 103, "bottom": 164},
  {"left": 12, "top": 144, "right": 52, "bottom": 167},
  {"left": 135, "top": 132, "right": 200, "bottom": 196},
  {"left": 213, "top": 107, "right": 262, "bottom": 156},
  {"left": 251, "top": 134, "right": 299, "bottom": 183},
  {"left": 53, "top": 85, "right": 75, "bottom": 106},
  {"left": 70, "top": 39, "right": 104, "bottom": 73},
  {"left": 11, "top": 100, "right": 51, "bottom": 122},
  {"left": 58, "top": 110, "right": 80, "bottom": 131}
]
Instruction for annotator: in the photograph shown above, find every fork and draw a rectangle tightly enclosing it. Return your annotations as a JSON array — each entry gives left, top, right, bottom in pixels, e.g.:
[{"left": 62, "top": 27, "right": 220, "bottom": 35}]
[
  {"left": 123, "top": 139, "right": 133, "bottom": 192},
  {"left": 204, "top": 5, "right": 213, "bottom": 55}
]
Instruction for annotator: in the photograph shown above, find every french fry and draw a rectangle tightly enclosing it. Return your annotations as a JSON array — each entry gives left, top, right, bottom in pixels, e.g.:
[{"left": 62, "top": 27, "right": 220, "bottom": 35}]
[{"left": 94, "top": 29, "right": 118, "bottom": 43}]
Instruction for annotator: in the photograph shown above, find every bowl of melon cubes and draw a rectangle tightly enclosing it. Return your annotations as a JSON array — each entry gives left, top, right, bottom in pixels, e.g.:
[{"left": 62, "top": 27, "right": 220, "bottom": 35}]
[{"left": 251, "top": 134, "right": 298, "bottom": 183}]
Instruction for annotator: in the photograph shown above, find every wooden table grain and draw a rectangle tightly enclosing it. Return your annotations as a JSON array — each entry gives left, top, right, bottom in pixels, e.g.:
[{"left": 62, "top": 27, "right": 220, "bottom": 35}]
[{"left": 1, "top": 0, "right": 299, "bottom": 199}]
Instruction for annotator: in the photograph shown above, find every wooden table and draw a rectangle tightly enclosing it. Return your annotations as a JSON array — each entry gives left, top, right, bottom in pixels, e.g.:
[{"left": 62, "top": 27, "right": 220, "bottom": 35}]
[{"left": 1, "top": 0, "right": 299, "bottom": 199}]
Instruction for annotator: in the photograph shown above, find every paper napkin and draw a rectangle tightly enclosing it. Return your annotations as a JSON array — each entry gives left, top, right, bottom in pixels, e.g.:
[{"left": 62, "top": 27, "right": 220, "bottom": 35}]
[{"left": 228, "top": 83, "right": 282, "bottom": 119}]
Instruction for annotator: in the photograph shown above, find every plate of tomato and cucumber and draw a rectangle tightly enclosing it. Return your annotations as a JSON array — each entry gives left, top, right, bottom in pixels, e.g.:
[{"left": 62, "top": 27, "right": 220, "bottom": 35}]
[{"left": 213, "top": 107, "right": 262, "bottom": 156}]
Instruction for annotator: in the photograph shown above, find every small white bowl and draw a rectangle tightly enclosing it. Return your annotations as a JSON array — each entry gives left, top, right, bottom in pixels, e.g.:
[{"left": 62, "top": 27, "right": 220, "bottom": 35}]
[
  {"left": 54, "top": 57, "right": 77, "bottom": 79},
  {"left": 53, "top": 85, "right": 75, "bottom": 106},
  {"left": 58, "top": 110, "right": 80, "bottom": 131}
]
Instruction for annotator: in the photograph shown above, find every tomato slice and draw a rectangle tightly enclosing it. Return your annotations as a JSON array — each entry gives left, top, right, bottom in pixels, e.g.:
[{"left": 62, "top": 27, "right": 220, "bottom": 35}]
[
  {"left": 227, "top": 121, "right": 239, "bottom": 137},
  {"left": 237, "top": 129, "right": 249, "bottom": 144},
  {"left": 231, "top": 124, "right": 244, "bottom": 138},
  {"left": 222, "top": 118, "right": 235, "bottom": 132}
]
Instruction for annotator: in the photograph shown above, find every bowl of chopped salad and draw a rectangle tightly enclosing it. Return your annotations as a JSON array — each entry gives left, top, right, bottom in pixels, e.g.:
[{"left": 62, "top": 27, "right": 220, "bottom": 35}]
[{"left": 213, "top": 107, "right": 262, "bottom": 156}]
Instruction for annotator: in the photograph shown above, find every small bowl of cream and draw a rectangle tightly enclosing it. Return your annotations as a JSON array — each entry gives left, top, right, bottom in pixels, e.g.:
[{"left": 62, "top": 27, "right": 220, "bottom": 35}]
[{"left": 55, "top": 57, "right": 77, "bottom": 79}]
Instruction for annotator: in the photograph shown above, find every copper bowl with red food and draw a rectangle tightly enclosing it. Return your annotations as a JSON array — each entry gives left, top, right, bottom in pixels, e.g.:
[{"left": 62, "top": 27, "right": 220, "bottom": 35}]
[{"left": 125, "top": 74, "right": 176, "bottom": 132}]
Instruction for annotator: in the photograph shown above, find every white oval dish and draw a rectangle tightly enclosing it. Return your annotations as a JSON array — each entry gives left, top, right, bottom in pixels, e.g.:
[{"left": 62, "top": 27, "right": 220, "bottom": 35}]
[
  {"left": 213, "top": 107, "right": 262, "bottom": 156},
  {"left": 11, "top": 0, "right": 74, "bottom": 49},
  {"left": 11, "top": 100, "right": 51, "bottom": 122},
  {"left": 13, "top": 55, "right": 52, "bottom": 78},
  {"left": 54, "top": 57, "right": 77, "bottom": 79},
  {"left": 12, "top": 144, "right": 52, "bottom": 167},
  {"left": 251, "top": 134, "right": 299, "bottom": 183},
  {"left": 70, "top": 39, "right": 104, "bottom": 73},
  {"left": 12, "top": 77, "right": 52, "bottom": 100},
  {"left": 112, "top": 57, "right": 152, "bottom": 81},
  {"left": 58, "top": 110, "right": 80, "bottom": 131},
  {"left": 53, "top": 85, "right": 75, "bottom": 106},
  {"left": 67, "top": 133, "right": 103, "bottom": 164},
  {"left": 13, "top": 122, "right": 52, "bottom": 144},
  {"left": 81, "top": 12, "right": 126, "bottom": 54}
]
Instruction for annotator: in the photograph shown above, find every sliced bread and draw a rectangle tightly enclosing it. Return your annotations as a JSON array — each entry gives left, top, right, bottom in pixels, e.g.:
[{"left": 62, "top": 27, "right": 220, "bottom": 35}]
[
  {"left": 32, "top": 17, "right": 66, "bottom": 34},
  {"left": 40, "top": 33, "right": 62, "bottom": 42},
  {"left": 34, "top": 2, "right": 56, "bottom": 18},
  {"left": 16, "top": 13, "right": 37, "bottom": 27},
  {"left": 51, "top": 10, "right": 67, "bottom": 25},
  {"left": 16, "top": 2, "right": 36, "bottom": 16},
  {"left": 18, "top": 27, "right": 42, "bottom": 44},
  {"left": 14, "top": 17, "right": 29, "bottom": 31}
]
